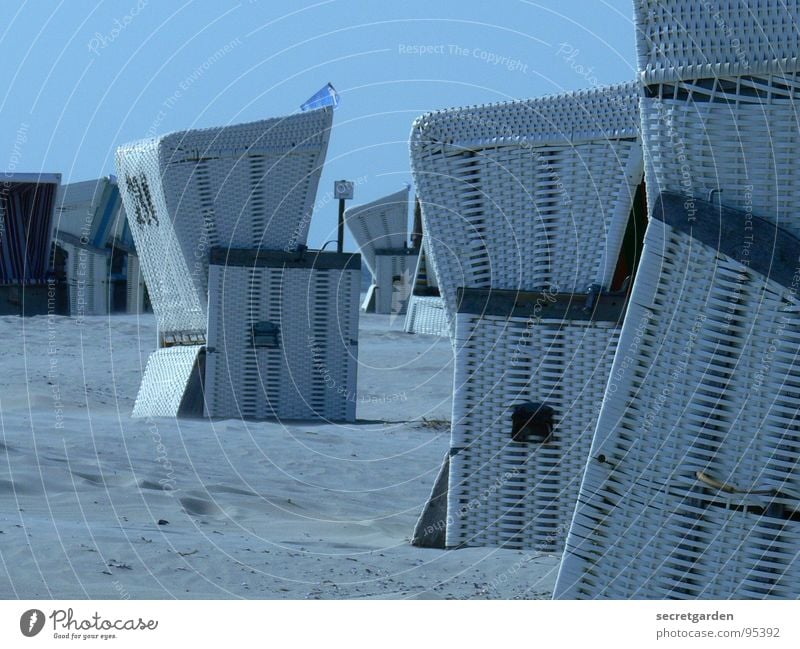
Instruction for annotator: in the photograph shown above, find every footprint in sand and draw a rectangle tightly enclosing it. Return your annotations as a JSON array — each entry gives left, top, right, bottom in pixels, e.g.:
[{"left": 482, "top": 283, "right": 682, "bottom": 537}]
[
  {"left": 205, "top": 484, "right": 258, "bottom": 497},
  {"left": 41, "top": 455, "right": 68, "bottom": 464},
  {"left": 179, "top": 496, "right": 224, "bottom": 517},
  {"left": 138, "top": 479, "right": 177, "bottom": 492},
  {"left": 0, "top": 478, "right": 46, "bottom": 496},
  {"left": 0, "top": 479, "right": 25, "bottom": 495},
  {"left": 71, "top": 471, "right": 135, "bottom": 488}
]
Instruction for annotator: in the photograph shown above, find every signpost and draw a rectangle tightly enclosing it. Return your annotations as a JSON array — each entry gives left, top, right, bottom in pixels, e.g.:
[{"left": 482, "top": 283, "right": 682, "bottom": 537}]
[{"left": 334, "top": 180, "right": 354, "bottom": 253}]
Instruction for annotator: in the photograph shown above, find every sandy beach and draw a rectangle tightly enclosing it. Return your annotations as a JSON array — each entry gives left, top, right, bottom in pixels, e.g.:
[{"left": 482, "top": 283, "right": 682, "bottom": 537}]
[{"left": 0, "top": 313, "right": 558, "bottom": 599}]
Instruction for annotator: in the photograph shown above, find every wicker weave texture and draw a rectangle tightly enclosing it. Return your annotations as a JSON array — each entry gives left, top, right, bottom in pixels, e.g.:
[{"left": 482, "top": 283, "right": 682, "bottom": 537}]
[
  {"left": 126, "top": 254, "right": 146, "bottom": 314},
  {"left": 132, "top": 345, "right": 203, "bottom": 418},
  {"left": 447, "top": 312, "right": 620, "bottom": 551},
  {"left": 556, "top": 220, "right": 800, "bottom": 598},
  {"left": 641, "top": 81, "right": 800, "bottom": 228},
  {"left": 58, "top": 239, "right": 109, "bottom": 317},
  {"left": 403, "top": 239, "right": 447, "bottom": 335},
  {"left": 410, "top": 83, "right": 643, "bottom": 334},
  {"left": 54, "top": 177, "right": 122, "bottom": 248},
  {"left": 204, "top": 262, "right": 359, "bottom": 421},
  {"left": 634, "top": 0, "right": 800, "bottom": 83},
  {"left": 115, "top": 109, "right": 333, "bottom": 338},
  {"left": 555, "top": 2, "right": 800, "bottom": 600},
  {"left": 345, "top": 187, "right": 409, "bottom": 277},
  {"left": 404, "top": 295, "right": 448, "bottom": 336}
]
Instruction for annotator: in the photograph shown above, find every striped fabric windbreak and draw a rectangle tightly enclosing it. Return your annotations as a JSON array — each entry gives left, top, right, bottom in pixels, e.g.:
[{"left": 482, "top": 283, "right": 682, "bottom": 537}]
[{"left": 1, "top": 179, "right": 59, "bottom": 284}]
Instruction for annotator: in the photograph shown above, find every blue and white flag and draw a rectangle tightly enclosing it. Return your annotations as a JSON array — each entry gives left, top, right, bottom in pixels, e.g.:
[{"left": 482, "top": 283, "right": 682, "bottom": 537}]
[{"left": 300, "top": 83, "right": 339, "bottom": 111}]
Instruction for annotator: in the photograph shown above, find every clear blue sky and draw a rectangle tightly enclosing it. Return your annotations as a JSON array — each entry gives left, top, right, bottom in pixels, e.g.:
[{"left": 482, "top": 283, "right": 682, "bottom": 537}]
[{"left": 0, "top": 0, "right": 637, "bottom": 249}]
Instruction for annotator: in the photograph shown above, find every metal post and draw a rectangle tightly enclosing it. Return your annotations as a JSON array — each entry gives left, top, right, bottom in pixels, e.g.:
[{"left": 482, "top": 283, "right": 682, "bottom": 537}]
[
  {"left": 333, "top": 180, "right": 354, "bottom": 253},
  {"left": 337, "top": 198, "right": 345, "bottom": 253}
]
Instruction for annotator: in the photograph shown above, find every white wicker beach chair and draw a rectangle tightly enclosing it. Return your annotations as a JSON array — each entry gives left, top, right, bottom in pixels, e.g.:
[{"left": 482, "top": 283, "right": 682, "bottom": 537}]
[
  {"left": 345, "top": 188, "right": 415, "bottom": 315},
  {"left": 0, "top": 173, "right": 61, "bottom": 315},
  {"left": 54, "top": 234, "right": 110, "bottom": 317},
  {"left": 373, "top": 252, "right": 416, "bottom": 315},
  {"left": 555, "top": 0, "right": 800, "bottom": 599},
  {"left": 125, "top": 253, "right": 146, "bottom": 314},
  {"left": 404, "top": 239, "right": 448, "bottom": 336},
  {"left": 117, "top": 109, "right": 333, "bottom": 418},
  {"left": 410, "top": 84, "right": 643, "bottom": 336},
  {"left": 410, "top": 84, "right": 644, "bottom": 551},
  {"left": 54, "top": 177, "right": 146, "bottom": 315},
  {"left": 204, "top": 248, "right": 360, "bottom": 422},
  {"left": 54, "top": 176, "right": 122, "bottom": 248}
]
